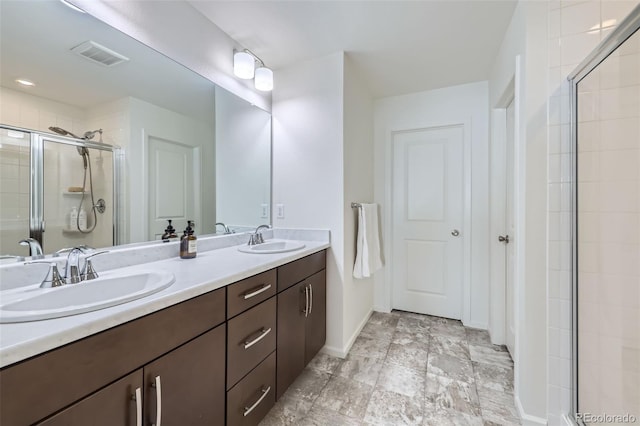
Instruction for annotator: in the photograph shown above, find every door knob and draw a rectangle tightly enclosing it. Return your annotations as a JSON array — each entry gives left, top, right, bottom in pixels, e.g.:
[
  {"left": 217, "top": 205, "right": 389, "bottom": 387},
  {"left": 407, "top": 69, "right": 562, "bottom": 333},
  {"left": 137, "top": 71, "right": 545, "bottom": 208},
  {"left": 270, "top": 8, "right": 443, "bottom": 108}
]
[
  {"left": 451, "top": 229, "right": 460, "bottom": 237},
  {"left": 498, "top": 235, "right": 510, "bottom": 244}
]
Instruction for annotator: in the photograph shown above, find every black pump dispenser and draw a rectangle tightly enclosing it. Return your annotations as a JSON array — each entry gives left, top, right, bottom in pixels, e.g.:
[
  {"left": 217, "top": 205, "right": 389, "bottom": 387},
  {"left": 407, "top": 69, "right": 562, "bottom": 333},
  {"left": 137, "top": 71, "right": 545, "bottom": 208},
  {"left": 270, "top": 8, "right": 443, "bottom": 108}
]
[
  {"left": 180, "top": 220, "right": 197, "bottom": 259},
  {"left": 161, "top": 220, "right": 178, "bottom": 242}
]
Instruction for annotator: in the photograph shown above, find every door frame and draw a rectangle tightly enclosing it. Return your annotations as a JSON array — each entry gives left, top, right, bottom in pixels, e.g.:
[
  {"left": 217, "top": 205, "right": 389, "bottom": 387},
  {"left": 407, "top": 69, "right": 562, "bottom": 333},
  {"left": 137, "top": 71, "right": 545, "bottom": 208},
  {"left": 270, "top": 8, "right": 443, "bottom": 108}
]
[{"left": 383, "top": 120, "right": 472, "bottom": 325}]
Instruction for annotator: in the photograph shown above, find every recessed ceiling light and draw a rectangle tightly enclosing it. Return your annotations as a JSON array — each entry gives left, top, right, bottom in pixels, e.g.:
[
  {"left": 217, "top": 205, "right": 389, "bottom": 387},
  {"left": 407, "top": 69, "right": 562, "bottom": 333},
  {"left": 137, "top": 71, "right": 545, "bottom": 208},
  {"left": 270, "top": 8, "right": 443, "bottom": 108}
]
[
  {"left": 16, "top": 79, "right": 35, "bottom": 87},
  {"left": 59, "top": 0, "right": 86, "bottom": 13}
]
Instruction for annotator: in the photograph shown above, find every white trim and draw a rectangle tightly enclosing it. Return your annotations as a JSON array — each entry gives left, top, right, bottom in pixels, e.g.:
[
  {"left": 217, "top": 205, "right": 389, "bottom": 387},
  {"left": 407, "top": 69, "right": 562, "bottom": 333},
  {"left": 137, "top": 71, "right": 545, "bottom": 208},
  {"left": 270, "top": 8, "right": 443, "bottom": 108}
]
[
  {"left": 516, "top": 395, "right": 548, "bottom": 426},
  {"left": 321, "top": 308, "right": 373, "bottom": 359},
  {"left": 383, "top": 119, "right": 473, "bottom": 322},
  {"left": 512, "top": 54, "right": 526, "bottom": 395},
  {"left": 463, "top": 321, "right": 488, "bottom": 330},
  {"left": 562, "top": 414, "right": 577, "bottom": 426}
]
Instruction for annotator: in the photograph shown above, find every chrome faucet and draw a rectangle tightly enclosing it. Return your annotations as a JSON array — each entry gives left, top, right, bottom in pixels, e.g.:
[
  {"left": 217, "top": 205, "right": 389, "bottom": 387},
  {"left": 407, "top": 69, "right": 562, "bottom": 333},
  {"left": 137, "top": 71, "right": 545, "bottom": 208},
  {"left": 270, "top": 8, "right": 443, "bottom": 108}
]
[
  {"left": 248, "top": 225, "right": 270, "bottom": 246},
  {"left": 215, "top": 222, "right": 233, "bottom": 234},
  {"left": 19, "top": 238, "right": 44, "bottom": 259},
  {"left": 65, "top": 247, "right": 84, "bottom": 284},
  {"left": 55, "top": 246, "right": 107, "bottom": 283}
]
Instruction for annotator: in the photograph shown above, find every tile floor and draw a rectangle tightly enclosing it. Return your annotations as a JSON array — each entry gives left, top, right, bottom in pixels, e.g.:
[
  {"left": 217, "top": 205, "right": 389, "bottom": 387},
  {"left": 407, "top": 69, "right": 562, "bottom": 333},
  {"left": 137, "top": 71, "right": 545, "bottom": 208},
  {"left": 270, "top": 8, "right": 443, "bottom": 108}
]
[{"left": 260, "top": 310, "right": 520, "bottom": 426}]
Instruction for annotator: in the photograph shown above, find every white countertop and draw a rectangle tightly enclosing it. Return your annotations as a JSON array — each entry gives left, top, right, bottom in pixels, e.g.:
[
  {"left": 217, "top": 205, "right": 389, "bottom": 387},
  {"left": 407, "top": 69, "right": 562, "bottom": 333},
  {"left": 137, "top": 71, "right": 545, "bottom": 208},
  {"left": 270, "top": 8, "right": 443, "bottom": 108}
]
[{"left": 0, "top": 237, "right": 329, "bottom": 368}]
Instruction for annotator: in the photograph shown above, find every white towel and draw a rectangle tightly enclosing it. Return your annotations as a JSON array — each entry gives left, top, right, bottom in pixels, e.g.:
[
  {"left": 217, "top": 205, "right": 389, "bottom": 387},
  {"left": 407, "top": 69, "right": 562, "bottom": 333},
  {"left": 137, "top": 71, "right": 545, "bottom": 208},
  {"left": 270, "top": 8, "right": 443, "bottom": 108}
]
[{"left": 353, "top": 203, "right": 383, "bottom": 279}]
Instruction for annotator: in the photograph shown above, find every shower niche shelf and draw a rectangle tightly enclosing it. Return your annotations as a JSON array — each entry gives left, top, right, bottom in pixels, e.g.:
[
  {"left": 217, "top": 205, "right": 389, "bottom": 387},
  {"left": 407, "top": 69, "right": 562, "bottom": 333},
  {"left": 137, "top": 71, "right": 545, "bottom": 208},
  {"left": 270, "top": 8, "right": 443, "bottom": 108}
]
[{"left": 62, "top": 191, "right": 87, "bottom": 196}]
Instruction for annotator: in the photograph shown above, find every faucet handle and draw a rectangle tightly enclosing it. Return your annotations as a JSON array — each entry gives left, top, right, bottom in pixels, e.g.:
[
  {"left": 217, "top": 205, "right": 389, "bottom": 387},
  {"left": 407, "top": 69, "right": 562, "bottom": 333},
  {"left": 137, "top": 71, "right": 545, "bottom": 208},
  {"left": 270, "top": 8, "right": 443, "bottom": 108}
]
[
  {"left": 81, "top": 251, "right": 108, "bottom": 281},
  {"left": 24, "top": 261, "right": 65, "bottom": 288}
]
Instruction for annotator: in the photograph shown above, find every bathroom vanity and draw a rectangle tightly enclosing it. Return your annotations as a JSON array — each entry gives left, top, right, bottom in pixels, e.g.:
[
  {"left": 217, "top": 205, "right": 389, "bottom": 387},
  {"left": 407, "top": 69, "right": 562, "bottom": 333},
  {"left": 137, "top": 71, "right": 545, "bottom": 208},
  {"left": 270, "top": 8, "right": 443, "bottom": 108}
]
[{"left": 0, "top": 235, "right": 328, "bottom": 426}]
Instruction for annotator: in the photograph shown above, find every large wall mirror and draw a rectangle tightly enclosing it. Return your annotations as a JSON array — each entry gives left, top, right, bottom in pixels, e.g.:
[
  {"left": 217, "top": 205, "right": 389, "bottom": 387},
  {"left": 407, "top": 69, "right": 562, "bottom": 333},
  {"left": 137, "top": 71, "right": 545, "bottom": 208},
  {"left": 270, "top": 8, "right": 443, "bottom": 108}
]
[{"left": 0, "top": 1, "right": 271, "bottom": 258}]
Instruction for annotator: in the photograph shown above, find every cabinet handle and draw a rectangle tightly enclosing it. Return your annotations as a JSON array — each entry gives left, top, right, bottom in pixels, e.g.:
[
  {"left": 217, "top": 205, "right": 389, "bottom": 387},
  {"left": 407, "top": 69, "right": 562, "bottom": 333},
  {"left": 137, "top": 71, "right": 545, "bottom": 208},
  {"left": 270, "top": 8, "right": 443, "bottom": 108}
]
[
  {"left": 303, "top": 285, "right": 309, "bottom": 317},
  {"left": 150, "top": 375, "right": 162, "bottom": 426},
  {"left": 308, "top": 284, "right": 313, "bottom": 315},
  {"left": 243, "top": 327, "right": 272, "bottom": 349},
  {"left": 132, "top": 387, "right": 142, "bottom": 426},
  {"left": 243, "top": 386, "right": 271, "bottom": 417},
  {"left": 243, "top": 283, "right": 272, "bottom": 299}
]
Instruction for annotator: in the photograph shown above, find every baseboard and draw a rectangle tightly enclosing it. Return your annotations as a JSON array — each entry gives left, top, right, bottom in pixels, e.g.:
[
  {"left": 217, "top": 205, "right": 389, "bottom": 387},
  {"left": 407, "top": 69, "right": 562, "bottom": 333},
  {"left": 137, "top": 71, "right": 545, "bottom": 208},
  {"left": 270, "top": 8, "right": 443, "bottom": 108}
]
[
  {"left": 515, "top": 396, "right": 548, "bottom": 426},
  {"left": 462, "top": 321, "right": 488, "bottom": 330},
  {"left": 321, "top": 345, "right": 348, "bottom": 359},
  {"left": 373, "top": 304, "right": 391, "bottom": 313},
  {"left": 320, "top": 308, "right": 374, "bottom": 359}
]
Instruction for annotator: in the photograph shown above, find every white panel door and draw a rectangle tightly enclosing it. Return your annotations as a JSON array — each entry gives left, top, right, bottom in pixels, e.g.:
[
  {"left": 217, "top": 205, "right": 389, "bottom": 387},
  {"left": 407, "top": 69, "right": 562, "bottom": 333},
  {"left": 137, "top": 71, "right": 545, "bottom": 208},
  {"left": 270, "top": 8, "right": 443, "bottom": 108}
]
[
  {"left": 505, "top": 98, "right": 516, "bottom": 356},
  {"left": 147, "top": 137, "right": 195, "bottom": 240},
  {"left": 392, "top": 126, "right": 464, "bottom": 319}
]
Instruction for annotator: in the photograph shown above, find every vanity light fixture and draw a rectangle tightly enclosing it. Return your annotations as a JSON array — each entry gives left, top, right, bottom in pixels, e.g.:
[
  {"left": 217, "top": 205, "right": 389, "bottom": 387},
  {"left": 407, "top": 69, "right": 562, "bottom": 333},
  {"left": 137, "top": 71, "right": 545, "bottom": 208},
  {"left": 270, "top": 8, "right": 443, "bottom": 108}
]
[
  {"left": 233, "top": 49, "right": 273, "bottom": 92},
  {"left": 59, "top": 0, "right": 86, "bottom": 13},
  {"left": 15, "top": 79, "right": 35, "bottom": 87}
]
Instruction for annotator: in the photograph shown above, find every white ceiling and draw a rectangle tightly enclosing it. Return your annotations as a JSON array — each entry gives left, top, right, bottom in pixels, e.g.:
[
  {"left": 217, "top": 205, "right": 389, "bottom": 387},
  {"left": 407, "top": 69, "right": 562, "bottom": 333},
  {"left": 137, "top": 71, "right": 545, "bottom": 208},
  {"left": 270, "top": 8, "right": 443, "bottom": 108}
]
[
  {"left": 0, "top": 1, "right": 215, "bottom": 121},
  {"left": 189, "top": 1, "right": 517, "bottom": 98}
]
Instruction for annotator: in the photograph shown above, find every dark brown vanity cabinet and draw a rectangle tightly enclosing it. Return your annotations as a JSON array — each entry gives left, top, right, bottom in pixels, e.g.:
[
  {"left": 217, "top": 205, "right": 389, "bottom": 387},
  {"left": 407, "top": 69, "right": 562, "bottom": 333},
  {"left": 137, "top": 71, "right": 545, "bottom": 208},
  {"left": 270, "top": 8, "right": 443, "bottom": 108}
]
[
  {"left": 276, "top": 252, "right": 327, "bottom": 399},
  {"left": 0, "top": 249, "right": 327, "bottom": 426},
  {"left": 37, "top": 326, "right": 226, "bottom": 426},
  {"left": 1, "top": 288, "right": 226, "bottom": 426}
]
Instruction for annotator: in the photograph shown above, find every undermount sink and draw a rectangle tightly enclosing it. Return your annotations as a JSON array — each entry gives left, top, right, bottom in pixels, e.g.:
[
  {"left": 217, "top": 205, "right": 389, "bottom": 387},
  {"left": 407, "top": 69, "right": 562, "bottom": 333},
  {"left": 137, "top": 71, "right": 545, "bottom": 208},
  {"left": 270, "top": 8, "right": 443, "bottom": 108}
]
[
  {"left": 238, "top": 240, "right": 306, "bottom": 254},
  {"left": 0, "top": 270, "right": 175, "bottom": 323}
]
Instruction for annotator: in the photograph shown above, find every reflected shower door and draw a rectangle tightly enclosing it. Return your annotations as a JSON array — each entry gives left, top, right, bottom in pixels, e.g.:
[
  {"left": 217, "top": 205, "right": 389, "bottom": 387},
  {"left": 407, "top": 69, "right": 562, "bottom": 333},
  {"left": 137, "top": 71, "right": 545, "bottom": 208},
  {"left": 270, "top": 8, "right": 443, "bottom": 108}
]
[
  {"left": 0, "top": 127, "right": 30, "bottom": 257},
  {"left": 42, "top": 138, "right": 114, "bottom": 253},
  {"left": 576, "top": 25, "right": 640, "bottom": 422}
]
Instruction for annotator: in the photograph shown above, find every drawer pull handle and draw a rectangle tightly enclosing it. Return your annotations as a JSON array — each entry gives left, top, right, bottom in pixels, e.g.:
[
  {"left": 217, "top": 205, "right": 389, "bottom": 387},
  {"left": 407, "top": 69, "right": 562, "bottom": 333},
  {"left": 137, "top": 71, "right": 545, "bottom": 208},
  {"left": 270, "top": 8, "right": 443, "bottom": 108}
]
[
  {"left": 151, "top": 375, "right": 162, "bottom": 426},
  {"left": 243, "top": 283, "right": 272, "bottom": 300},
  {"left": 132, "top": 387, "right": 142, "bottom": 426},
  {"left": 243, "top": 327, "right": 272, "bottom": 349},
  {"left": 243, "top": 386, "right": 271, "bottom": 417},
  {"left": 303, "top": 285, "right": 309, "bottom": 317}
]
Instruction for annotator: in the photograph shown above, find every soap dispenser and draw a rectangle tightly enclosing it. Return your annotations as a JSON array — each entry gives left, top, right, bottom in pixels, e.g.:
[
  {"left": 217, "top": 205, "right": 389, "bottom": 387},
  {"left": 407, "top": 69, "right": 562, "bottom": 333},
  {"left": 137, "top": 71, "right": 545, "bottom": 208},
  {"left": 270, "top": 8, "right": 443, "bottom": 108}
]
[
  {"left": 162, "top": 220, "right": 178, "bottom": 242},
  {"left": 180, "top": 220, "right": 197, "bottom": 259}
]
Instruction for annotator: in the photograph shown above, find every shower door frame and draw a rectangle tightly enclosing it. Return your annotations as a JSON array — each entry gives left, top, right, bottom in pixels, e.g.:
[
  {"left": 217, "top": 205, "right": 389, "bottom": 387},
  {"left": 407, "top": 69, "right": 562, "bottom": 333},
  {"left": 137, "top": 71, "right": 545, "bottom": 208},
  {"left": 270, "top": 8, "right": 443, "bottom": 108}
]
[
  {"left": 0, "top": 124, "right": 121, "bottom": 250},
  {"left": 567, "top": 5, "right": 640, "bottom": 424}
]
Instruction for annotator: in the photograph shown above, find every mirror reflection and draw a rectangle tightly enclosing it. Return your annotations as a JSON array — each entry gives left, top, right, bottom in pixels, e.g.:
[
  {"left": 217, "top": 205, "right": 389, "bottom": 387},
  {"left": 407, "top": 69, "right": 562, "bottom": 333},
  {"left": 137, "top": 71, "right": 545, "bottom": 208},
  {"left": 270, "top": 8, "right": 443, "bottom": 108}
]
[{"left": 0, "top": 1, "right": 271, "bottom": 258}]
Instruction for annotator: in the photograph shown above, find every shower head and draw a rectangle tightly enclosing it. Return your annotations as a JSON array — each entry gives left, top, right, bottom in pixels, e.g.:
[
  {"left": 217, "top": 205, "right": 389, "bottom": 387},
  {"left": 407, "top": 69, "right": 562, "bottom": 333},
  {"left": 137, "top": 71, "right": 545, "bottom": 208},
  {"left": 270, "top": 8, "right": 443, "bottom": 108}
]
[
  {"left": 48, "top": 126, "right": 80, "bottom": 139},
  {"left": 83, "top": 129, "right": 102, "bottom": 140}
]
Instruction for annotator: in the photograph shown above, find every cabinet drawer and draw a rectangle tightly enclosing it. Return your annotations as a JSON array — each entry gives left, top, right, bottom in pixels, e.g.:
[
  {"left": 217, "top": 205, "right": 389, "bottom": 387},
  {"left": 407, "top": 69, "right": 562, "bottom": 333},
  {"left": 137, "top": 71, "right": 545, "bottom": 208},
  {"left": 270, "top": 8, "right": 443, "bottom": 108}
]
[
  {"left": 227, "top": 297, "right": 276, "bottom": 389},
  {"left": 277, "top": 250, "right": 326, "bottom": 292},
  {"left": 227, "top": 270, "right": 277, "bottom": 319},
  {"left": 227, "top": 352, "right": 276, "bottom": 426}
]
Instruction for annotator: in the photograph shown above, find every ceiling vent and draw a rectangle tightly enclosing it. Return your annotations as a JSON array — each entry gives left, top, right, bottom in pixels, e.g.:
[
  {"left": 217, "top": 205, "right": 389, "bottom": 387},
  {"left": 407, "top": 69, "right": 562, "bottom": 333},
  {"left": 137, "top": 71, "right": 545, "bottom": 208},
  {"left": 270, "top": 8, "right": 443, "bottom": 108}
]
[{"left": 71, "top": 41, "right": 129, "bottom": 67}]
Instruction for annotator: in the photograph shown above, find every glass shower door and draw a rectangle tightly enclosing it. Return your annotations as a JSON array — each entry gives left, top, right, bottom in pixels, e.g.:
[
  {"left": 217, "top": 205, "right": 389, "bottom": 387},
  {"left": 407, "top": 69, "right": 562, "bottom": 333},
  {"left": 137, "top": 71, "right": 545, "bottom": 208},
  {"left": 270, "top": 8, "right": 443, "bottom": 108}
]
[
  {"left": 0, "top": 127, "right": 31, "bottom": 258},
  {"left": 575, "top": 22, "right": 640, "bottom": 424},
  {"left": 41, "top": 137, "right": 114, "bottom": 253}
]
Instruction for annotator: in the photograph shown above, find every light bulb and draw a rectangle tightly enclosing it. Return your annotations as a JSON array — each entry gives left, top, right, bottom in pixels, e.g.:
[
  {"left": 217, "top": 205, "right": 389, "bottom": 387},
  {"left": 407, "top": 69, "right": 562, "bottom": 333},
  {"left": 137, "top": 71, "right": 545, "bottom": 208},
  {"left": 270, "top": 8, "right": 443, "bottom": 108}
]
[
  {"left": 255, "top": 66, "right": 273, "bottom": 92},
  {"left": 234, "top": 51, "right": 255, "bottom": 79}
]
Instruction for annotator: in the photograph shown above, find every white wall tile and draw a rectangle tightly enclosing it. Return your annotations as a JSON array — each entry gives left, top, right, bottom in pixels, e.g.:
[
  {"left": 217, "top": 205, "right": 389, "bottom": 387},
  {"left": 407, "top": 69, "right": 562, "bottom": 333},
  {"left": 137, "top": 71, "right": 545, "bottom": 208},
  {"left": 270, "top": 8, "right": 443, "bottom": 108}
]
[{"left": 560, "top": 1, "right": 600, "bottom": 36}]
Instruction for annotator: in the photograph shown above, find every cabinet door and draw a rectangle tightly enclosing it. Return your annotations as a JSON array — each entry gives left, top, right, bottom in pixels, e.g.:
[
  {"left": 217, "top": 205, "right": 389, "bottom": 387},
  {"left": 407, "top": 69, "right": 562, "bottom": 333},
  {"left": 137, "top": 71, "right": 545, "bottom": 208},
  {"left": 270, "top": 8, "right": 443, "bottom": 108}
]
[
  {"left": 144, "top": 325, "right": 225, "bottom": 426},
  {"left": 305, "top": 270, "right": 327, "bottom": 365},
  {"left": 276, "top": 281, "right": 307, "bottom": 400},
  {"left": 37, "top": 370, "right": 143, "bottom": 426}
]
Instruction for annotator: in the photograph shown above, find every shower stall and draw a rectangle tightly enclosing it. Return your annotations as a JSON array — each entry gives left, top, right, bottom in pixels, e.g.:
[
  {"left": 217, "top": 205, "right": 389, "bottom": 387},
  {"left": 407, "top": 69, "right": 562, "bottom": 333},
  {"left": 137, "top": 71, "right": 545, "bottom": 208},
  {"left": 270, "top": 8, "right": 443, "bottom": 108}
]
[
  {"left": 0, "top": 125, "right": 118, "bottom": 257},
  {"left": 569, "top": 5, "right": 639, "bottom": 424}
]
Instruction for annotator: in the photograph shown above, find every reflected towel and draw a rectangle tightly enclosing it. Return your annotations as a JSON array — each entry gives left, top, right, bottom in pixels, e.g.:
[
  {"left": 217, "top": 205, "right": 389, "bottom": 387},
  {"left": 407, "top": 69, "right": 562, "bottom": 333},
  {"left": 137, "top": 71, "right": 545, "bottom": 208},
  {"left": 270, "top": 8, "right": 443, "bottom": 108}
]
[{"left": 353, "top": 203, "right": 383, "bottom": 279}]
